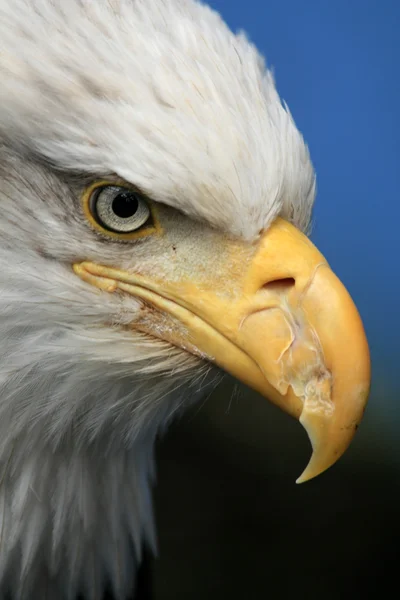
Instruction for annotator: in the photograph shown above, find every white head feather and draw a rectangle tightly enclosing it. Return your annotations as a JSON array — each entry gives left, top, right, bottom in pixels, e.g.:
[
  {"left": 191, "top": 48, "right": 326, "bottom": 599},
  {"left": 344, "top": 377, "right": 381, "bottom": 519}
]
[{"left": 0, "top": 0, "right": 315, "bottom": 598}]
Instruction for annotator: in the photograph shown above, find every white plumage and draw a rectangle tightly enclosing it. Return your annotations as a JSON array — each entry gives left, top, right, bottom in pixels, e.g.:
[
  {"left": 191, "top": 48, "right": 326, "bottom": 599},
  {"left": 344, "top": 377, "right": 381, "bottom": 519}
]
[{"left": 0, "top": 1, "right": 370, "bottom": 599}]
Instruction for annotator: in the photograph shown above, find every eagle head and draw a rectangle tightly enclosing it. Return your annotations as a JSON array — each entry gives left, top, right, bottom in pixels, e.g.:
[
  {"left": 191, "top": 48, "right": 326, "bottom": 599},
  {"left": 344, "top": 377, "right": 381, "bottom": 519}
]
[{"left": 0, "top": 0, "right": 370, "bottom": 598}]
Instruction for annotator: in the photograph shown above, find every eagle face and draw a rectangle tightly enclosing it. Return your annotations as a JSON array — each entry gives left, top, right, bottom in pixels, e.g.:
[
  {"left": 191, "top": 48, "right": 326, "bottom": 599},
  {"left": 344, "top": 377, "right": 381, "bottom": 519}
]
[{"left": 0, "top": 1, "right": 370, "bottom": 599}]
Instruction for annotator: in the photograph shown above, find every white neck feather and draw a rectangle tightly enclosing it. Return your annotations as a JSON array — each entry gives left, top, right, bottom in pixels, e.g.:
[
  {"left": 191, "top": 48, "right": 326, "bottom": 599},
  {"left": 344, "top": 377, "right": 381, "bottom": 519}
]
[
  {"left": 0, "top": 260, "right": 213, "bottom": 599},
  {"left": 0, "top": 438, "right": 155, "bottom": 600}
]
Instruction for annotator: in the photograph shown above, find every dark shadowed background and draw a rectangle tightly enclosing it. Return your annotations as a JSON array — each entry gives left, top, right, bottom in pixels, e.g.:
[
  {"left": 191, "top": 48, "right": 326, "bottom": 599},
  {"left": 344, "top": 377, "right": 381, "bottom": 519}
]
[{"left": 152, "top": 1, "right": 400, "bottom": 598}]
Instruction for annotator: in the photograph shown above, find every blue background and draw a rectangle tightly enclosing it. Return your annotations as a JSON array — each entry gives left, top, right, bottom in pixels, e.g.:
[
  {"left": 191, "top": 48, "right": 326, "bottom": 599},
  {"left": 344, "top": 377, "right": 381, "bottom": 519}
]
[{"left": 209, "top": 0, "right": 400, "bottom": 438}]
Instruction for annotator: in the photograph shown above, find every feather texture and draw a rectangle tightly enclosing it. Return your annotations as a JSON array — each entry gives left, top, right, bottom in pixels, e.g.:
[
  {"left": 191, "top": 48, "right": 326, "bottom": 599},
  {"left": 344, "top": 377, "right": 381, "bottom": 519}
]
[{"left": 0, "top": 0, "right": 315, "bottom": 238}]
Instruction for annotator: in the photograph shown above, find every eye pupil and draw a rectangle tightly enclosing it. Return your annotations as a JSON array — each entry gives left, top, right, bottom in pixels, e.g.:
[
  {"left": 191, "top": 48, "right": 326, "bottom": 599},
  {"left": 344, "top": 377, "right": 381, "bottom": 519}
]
[{"left": 112, "top": 193, "right": 139, "bottom": 219}]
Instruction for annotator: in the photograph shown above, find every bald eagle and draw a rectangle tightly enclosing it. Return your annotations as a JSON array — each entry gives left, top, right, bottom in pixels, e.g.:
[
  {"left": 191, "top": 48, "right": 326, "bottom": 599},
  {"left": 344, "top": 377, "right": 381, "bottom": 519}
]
[{"left": 0, "top": 0, "right": 370, "bottom": 598}]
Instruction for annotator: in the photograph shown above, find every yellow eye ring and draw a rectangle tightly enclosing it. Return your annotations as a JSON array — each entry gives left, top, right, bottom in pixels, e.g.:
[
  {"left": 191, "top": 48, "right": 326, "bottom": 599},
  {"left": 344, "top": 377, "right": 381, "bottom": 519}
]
[{"left": 82, "top": 180, "right": 161, "bottom": 241}]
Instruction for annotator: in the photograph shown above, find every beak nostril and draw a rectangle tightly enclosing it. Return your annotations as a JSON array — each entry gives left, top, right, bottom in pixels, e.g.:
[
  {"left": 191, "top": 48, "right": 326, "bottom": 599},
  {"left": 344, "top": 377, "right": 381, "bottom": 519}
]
[{"left": 263, "top": 277, "right": 295, "bottom": 293}]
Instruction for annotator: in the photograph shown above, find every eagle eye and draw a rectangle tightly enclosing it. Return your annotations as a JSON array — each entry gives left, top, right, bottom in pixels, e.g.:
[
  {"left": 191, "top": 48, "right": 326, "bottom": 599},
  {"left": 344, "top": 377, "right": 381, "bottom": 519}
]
[
  {"left": 90, "top": 186, "right": 151, "bottom": 233},
  {"left": 82, "top": 181, "right": 159, "bottom": 240}
]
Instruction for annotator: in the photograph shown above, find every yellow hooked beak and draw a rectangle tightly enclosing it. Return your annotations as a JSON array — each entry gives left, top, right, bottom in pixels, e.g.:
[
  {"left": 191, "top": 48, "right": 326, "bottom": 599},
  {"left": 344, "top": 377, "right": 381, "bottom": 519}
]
[{"left": 74, "top": 218, "right": 370, "bottom": 483}]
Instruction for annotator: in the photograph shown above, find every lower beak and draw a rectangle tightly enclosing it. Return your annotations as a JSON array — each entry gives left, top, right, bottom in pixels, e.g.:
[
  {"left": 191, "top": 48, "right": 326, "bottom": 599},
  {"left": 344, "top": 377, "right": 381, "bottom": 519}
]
[{"left": 74, "top": 218, "right": 370, "bottom": 483}]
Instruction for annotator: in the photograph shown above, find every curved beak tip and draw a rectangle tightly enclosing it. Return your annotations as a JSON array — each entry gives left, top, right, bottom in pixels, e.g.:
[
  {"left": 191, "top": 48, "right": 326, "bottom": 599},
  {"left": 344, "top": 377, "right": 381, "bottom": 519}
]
[
  {"left": 295, "top": 450, "right": 332, "bottom": 485},
  {"left": 295, "top": 380, "right": 370, "bottom": 484}
]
